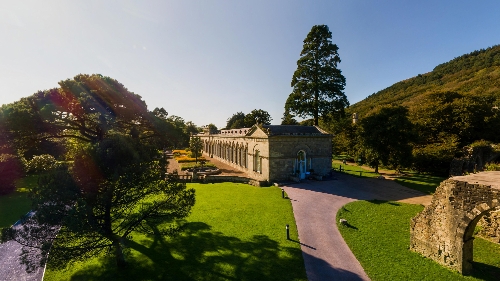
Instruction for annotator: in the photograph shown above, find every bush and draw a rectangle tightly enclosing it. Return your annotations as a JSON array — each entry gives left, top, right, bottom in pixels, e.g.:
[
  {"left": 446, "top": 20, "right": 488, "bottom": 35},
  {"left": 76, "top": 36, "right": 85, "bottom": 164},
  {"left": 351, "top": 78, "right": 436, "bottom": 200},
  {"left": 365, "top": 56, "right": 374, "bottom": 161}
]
[
  {"left": 485, "top": 163, "right": 500, "bottom": 171},
  {"left": 412, "top": 144, "right": 456, "bottom": 176},
  {"left": 0, "top": 154, "right": 24, "bottom": 195},
  {"left": 26, "top": 154, "right": 58, "bottom": 174}
]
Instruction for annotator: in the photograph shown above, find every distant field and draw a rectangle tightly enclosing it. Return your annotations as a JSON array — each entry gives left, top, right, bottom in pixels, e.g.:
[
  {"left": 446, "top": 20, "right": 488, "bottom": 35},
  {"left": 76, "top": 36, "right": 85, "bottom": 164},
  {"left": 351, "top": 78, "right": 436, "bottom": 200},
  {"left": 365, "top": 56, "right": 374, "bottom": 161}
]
[{"left": 44, "top": 182, "right": 307, "bottom": 281}]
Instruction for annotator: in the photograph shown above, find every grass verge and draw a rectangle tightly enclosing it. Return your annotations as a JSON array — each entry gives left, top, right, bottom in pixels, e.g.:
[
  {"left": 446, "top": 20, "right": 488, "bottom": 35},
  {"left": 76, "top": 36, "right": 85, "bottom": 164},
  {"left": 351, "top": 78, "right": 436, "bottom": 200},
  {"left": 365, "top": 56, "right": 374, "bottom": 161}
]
[
  {"left": 337, "top": 200, "right": 500, "bottom": 281},
  {"left": 44, "top": 182, "right": 306, "bottom": 281}
]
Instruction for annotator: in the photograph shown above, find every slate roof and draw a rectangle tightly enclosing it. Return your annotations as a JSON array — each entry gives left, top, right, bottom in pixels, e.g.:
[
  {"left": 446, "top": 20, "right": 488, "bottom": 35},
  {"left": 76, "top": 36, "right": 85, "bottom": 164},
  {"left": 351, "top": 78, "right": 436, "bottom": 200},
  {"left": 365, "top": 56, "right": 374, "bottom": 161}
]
[
  {"left": 261, "top": 125, "right": 330, "bottom": 136},
  {"left": 200, "top": 125, "right": 331, "bottom": 137}
]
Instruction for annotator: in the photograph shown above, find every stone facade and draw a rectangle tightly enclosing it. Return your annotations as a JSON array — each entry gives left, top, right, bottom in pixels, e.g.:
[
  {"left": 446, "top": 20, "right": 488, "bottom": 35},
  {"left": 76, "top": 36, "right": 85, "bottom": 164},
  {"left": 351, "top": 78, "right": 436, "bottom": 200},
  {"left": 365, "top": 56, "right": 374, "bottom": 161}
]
[
  {"left": 195, "top": 125, "right": 332, "bottom": 183},
  {"left": 410, "top": 172, "right": 500, "bottom": 275}
]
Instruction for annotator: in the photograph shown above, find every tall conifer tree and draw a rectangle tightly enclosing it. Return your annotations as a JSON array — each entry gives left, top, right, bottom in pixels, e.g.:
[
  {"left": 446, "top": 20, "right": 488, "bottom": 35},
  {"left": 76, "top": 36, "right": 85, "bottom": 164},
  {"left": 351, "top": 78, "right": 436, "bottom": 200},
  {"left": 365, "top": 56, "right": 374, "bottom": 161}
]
[{"left": 286, "top": 25, "right": 349, "bottom": 125}]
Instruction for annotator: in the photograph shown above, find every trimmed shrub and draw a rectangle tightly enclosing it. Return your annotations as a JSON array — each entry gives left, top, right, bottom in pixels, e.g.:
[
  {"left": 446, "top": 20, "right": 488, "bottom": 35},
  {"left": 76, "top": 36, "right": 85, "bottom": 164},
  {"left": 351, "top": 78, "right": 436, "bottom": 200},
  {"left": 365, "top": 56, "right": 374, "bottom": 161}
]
[{"left": 180, "top": 162, "right": 217, "bottom": 171}]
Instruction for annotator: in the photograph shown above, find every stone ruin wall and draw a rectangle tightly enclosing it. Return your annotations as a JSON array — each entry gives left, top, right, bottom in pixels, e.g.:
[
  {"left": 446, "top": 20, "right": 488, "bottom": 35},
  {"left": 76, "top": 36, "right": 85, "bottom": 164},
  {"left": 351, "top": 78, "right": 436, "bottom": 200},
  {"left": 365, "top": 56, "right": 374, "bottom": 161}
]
[
  {"left": 477, "top": 207, "right": 500, "bottom": 243},
  {"left": 450, "top": 145, "right": 500, "bottom": 176},
  {"left": 410, "top": 178, "right": 500, "bottom": 274}
]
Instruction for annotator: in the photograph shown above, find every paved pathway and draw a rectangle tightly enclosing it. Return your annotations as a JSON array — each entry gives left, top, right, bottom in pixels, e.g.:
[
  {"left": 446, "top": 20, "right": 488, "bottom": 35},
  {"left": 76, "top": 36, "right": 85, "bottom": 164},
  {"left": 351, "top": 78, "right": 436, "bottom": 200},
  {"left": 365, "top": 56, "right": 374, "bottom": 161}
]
[
  {"left": 282, "top": 172, "right": 431, "bottom": 281},
  {"left": 167, "top": 152, "right": 250, "bottom": 178},
  {"left": 0, "top": 224, "right": 44, "bottom": 281}
]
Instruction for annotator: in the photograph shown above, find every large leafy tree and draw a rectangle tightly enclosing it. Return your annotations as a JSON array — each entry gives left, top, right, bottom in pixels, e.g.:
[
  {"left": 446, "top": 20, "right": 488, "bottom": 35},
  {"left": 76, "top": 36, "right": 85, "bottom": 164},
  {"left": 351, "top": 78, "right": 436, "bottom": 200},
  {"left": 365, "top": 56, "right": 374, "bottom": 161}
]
[
  {"left": 3, "top": 134, "right": 195, "bottom": 270},
  {"left": 225, "top": 112, "right": 246, "bottom": 129},
  {"left": 285, "top": 25, "right": 349, "bottom": 126},
  {"left": 244, "top": 109, "right": 272, "bottom": 127},
  {"left": 1, "top": 74, "right": 196, "bottom": 271},
  {"left": 357, "top": 106, "right": 414, "bottom": 173},
  {"left": 225, "top": 109, "right": 272, "bottom": 129}
]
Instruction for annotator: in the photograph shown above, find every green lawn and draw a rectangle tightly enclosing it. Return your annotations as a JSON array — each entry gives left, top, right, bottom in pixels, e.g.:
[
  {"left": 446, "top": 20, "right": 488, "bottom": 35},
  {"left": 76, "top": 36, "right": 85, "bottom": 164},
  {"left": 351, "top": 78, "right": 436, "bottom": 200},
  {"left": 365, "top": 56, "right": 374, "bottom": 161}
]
[
  {"left": 332, "top": 160, "right": 445, "bottom": 194},
  {"left": 394, "top": 173, "right": 445, "bottom": 195},
  {"left": 0, "top": 175, "right": 36, "bottom": 229},
  {"left": 44, "top": 183, "right": 307, "bottom": 281},
  {"left": 337, "top": 200, "right": 500, "bottom": 281},
  {"left": 332, "top": 161, "right": 380, "bottom": 178}
]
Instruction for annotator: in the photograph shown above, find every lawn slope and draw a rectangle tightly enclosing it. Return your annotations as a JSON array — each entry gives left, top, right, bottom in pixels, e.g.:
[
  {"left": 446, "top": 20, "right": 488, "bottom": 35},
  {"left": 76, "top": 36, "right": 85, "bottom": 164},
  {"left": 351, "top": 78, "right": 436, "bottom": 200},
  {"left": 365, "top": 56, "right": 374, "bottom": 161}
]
[{"left": 44, "top": 183, "right": 306, "bottom": 281}]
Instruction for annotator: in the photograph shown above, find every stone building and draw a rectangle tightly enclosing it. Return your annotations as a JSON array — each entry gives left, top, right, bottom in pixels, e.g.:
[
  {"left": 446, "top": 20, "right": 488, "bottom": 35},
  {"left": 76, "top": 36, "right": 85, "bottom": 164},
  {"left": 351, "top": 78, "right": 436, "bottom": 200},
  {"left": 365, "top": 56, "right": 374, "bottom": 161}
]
[{"left": 195, "top": 125, "right": 332, "bottom": 183}]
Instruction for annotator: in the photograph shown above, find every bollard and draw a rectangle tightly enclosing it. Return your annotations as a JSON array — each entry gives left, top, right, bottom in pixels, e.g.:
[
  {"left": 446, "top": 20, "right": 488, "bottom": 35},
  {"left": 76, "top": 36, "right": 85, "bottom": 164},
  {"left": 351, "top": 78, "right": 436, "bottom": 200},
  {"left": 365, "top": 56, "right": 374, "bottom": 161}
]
[
  {"left": 359, "top": 171, "right": 362, "bottom": 177},
  {"left": 339, "top": 164, "right": 342, "bottom": 172},
  {"left": 281, "top": 189, "right": 285, "bottom": 199},
  {"left": 286, "top": 224, "right": 290, "bottom": 240}
]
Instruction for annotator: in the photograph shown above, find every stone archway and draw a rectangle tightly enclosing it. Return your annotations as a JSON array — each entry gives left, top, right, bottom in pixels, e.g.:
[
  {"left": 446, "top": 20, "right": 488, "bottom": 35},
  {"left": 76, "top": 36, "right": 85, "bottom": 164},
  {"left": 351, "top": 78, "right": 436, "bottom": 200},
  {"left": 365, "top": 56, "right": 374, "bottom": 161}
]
[{"left": 410, "top": 172, "right": 500, "bottom": 275}]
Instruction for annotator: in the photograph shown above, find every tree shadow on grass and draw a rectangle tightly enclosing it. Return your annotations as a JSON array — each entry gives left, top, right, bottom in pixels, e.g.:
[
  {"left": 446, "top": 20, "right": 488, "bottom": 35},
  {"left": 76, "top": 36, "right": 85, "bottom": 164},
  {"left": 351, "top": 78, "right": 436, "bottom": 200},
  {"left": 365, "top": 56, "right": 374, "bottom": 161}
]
[
  {"left": 68, "top": 221, "right": 306, "bottom": 281},
  {"left": 470, "top": 261, "right": 500, "bottom": 281}
]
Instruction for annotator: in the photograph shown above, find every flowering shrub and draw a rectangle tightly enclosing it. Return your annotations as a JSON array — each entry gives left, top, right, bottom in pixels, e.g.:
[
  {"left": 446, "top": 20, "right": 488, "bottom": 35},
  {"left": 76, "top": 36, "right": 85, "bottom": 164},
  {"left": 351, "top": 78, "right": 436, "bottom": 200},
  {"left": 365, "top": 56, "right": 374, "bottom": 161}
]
[
  {"left": 26, "top": 154, "right": 59, "bottom": 174},
  {"left": 176, "top": 156, "right": 206, "bottom": 163}
]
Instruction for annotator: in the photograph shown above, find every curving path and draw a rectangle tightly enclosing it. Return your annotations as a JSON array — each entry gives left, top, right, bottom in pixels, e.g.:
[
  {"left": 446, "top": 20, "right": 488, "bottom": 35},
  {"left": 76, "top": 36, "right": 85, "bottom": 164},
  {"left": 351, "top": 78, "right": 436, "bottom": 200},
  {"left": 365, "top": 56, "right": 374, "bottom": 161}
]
[{"left": 282, "top": 172, "right": 431, "bottom": 281}]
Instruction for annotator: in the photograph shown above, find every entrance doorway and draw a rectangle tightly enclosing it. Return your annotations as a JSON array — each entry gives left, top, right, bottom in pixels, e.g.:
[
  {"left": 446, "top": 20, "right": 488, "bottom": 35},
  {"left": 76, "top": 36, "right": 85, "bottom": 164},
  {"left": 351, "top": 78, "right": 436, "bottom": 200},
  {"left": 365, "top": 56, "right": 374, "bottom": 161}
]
[{"left": 297, "top": 150, "right": 307, "bottom": 179}]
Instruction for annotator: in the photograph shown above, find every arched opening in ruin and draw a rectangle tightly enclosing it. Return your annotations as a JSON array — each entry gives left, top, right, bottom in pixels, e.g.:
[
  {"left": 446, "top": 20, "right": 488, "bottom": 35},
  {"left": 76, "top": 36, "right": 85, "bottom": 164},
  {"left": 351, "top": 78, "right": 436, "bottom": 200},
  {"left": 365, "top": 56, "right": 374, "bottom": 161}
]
[
  {"left": 461, "top": 207, "right": 498, "bottom": 274},
  {"left": 410, "top": 172, "right": 500, "bottom": 275}
]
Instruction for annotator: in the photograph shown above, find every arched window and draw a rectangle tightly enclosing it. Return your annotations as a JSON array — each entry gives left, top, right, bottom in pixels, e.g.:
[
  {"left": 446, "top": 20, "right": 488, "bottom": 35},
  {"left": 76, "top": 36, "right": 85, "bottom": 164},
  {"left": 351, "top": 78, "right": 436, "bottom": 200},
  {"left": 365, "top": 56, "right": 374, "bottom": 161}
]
[{"left": 254, "top": 150, "right": 261, "bottom": 173}]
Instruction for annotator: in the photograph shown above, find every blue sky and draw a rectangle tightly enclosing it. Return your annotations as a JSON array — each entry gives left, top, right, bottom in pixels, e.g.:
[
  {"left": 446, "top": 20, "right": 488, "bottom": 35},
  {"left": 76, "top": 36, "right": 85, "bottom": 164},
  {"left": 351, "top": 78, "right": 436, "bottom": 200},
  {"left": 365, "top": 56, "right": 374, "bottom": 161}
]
[{"left": 1, "top": 1, "right": 500, "bottom": 128}]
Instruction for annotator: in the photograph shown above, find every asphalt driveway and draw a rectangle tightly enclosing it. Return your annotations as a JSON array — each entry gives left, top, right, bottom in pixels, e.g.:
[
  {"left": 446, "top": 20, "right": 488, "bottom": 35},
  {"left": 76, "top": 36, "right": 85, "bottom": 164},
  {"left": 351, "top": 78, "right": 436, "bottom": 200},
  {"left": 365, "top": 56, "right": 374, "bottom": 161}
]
[{"left": 282, "top": 172, "right": 431, "bottom": 281}]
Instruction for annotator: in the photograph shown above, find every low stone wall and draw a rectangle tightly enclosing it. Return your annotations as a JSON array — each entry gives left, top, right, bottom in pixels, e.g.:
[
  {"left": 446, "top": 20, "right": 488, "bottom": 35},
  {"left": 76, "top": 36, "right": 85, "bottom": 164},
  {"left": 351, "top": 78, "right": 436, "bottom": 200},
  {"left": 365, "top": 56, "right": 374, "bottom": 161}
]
[{"left": 410, "top": 173, "right": 500, "bottom": 275}]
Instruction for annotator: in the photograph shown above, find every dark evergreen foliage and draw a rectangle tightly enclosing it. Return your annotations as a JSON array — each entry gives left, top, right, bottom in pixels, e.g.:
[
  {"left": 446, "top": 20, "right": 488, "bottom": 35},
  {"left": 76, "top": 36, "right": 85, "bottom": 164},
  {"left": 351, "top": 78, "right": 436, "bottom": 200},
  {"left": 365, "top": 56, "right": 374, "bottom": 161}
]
[{"left": 286, "top": 25, "right": 349, "bottom": 125}]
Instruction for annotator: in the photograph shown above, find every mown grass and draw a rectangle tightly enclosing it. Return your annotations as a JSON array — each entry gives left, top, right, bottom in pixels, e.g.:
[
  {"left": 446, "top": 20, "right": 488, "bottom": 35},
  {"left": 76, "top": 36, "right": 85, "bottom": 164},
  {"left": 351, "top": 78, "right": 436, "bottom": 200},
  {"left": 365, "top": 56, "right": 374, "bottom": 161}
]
[
  {"left": 332, "top": 160, "right": 445, "bottom": 194},
  {"left": 394, "top": 173, "right": 445, "bottom": 195},
  {"left": 0, "top": 175, "right": 36, "bottom": 229},
  {"left": 44, "top": 182, "right": 306, "bottom": 281},
  {"left": 337, "top": 200, "right": 500, "bottom": 281},
  {"left": 331, "top": 160, "right": 380, "bottom": 178}
]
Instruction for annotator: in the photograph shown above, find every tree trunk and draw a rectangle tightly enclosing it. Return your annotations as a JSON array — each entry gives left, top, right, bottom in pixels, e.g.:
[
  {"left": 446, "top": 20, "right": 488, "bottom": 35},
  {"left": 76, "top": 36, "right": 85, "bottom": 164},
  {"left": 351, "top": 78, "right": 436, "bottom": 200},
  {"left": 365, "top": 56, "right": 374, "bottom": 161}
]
[
  {"left": 114, "top": 239, "right": 127, "bottom": 268},
  {"left": 374, "top": 164, "right": 379, "bottom": 174}
]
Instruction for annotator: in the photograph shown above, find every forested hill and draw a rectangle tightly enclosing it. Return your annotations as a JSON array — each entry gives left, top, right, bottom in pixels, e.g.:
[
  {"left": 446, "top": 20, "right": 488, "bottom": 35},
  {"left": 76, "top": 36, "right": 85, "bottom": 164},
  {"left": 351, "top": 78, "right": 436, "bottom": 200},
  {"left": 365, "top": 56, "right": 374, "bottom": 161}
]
[{"left": 349, "top": 45, "right": 500, "bottom": 117}]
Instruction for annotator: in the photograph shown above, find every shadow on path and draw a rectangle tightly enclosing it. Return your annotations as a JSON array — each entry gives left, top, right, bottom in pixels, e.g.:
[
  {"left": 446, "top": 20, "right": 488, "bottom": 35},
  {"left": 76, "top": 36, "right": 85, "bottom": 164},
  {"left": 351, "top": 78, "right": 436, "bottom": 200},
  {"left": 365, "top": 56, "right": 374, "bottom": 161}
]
[{"left": 288, "top": 172, "right": 430, "bottom": 204}]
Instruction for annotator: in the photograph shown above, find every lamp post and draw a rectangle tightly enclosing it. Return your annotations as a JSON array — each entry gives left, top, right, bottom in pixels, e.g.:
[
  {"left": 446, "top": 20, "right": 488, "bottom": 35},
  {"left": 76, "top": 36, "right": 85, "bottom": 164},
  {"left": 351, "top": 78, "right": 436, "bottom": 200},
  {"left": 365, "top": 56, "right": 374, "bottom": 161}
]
[{"left": 286, "top": 224, "right": 290, "bottom": 240}]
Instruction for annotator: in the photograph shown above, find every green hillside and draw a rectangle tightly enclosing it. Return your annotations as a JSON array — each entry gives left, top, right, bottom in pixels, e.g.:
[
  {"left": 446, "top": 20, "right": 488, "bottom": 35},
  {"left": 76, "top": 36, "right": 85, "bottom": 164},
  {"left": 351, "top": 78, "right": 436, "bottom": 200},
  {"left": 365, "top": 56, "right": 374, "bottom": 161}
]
[{"left": 349, "top": 45, "right": 500, "bottom": 117}]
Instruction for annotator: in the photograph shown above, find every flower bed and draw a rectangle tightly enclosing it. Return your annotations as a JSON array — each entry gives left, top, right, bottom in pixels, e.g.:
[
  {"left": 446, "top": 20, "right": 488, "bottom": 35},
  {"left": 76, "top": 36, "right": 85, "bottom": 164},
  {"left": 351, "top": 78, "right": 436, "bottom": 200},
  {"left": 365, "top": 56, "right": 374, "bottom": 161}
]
[
  {"left": 177, "top": 157, "right": 207, "bottom": 163},
  {"left": 180, "top": 162, "right": 217, "bottom": 171}
]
